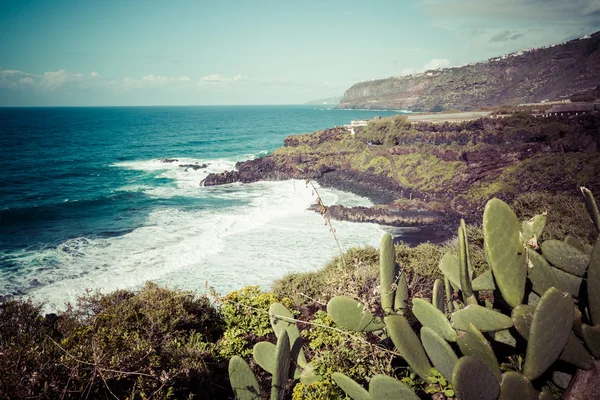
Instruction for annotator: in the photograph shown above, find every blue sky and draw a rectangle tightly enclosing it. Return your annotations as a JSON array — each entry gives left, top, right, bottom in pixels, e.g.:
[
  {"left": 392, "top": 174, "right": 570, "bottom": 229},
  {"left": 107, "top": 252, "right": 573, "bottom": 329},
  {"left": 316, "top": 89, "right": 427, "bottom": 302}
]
[{"left": 0, "top": 0, "right": 599, "bottom": 106}]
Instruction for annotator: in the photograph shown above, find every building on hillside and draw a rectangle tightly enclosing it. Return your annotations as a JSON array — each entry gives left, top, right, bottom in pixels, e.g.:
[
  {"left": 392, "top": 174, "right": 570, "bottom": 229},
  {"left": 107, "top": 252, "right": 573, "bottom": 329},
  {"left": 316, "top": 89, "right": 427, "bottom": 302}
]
[
  {"left": 545, "top": 103, "right": 600, "bottom": 116},
  {"left": 344, "top": 119, "right": 369, "bottom": 135}
]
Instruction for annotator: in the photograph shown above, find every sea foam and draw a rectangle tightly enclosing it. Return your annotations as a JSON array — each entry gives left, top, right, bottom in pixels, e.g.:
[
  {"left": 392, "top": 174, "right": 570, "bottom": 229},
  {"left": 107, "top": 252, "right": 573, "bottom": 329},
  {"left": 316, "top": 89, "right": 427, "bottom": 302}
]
[{"left": 12, "top": 158, "right": 384, "bottom": 311}]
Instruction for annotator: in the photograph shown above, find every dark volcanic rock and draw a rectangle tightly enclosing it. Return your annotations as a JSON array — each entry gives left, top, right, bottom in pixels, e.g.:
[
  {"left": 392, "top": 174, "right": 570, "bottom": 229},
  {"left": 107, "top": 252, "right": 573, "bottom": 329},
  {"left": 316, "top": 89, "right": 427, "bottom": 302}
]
[
  {"left": 315, "top": 204, "right": 441, "bottom": 227},
  {"left": 160, "top": 158, "right": 179, "bottom": 163},
  {"left": 179, "top": 163, "right": 208, "bottom": 171}
]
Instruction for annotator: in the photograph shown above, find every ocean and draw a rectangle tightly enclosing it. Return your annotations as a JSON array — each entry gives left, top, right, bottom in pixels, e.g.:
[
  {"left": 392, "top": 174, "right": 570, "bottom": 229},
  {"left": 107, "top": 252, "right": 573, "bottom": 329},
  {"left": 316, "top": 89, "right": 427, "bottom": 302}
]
[{"left": 0, "top": 105, "right": 402, "bottom": 310}]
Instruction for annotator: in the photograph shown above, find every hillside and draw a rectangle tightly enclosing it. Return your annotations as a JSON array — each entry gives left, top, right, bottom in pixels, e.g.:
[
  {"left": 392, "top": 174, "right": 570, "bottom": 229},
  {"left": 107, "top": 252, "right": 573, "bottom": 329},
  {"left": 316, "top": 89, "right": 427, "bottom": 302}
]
[{"left": 337, "top": 32, "right": 600, "bottom": 111}]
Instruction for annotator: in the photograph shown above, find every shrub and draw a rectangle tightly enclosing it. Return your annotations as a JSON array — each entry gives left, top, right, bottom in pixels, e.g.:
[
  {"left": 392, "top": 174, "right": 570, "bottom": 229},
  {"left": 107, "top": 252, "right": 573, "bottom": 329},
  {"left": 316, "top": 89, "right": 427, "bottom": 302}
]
[{"left": 216, "top": 286, "right": 292, "bottom": 359}]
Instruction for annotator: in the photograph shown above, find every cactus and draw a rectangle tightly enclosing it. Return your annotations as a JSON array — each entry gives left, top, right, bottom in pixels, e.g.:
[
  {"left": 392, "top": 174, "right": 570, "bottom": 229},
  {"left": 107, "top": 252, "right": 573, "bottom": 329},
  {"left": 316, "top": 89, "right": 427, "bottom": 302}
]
[
  {"left": 582, "top": 324, "right": 600, "bottom": 358},
  {"left": 432, "top": 279, "right": 445, "bottom": 313},
  {"left": 541, "top": 240, "right": 589, "bottom": 277},
  {"left": 459, "top": 220, "right": 477, "bottom": 305},
  {"left": 456, "top": 323, "right": 502, "bottom": 383},
  {"left": 394, "top": 269, "right": 409, "bottom": 312},
  {"left": 493, "top": 329, "right": 517, "bottom": 348},
  {"left": 472, "top": 269, "right": 495, "bottom": 291},
  {"left": 299, "top": 362, "right": 320, "bottom": 386},
  {"left": 522, "top": 214, "right": 547, "bottom": 245},
  {"left": 499, "top": 371, "right": 538, "bottom": 400},
  {"left": 229, "top": 355, "right": 261, "bottom": 400},
  {"left": 483, "top": 198, "right": 527, "bottom": 308},
  {"left": 440, "top": 252, "right": 461, "bottom": 290},
  {"left": 526, "top": 248, "right": 560, "bottom": 296},
  {"left": 369, "top": 374, "right": 420, "bottom": 400},
  {"left": 512, "top": 305, "right": 592, "bottom": 370},
  {"left": 327, "top": 296, "right": 385, "bottom": 332},
  {"left": 451, "top": 304, "right": 513, "bottom": 332},
  {"left": 551, "top": 370, "right": 572, "bottom": 390},
  {"left": 551, "top": 266, "right": 582, "bottom": 297},
  {"left": 253, "top": 342, "right": 277, "bottom": 375},
  {"left": 380, "top": 233, "right": 398, "bottom": 314},
  {"left": 412, "top": 298, "right": 457, "bottom": 342},
  {"left": 269, "top": 302, "right": 307, "bottom": 368},
  {"left": 588, "top": 238, "right": 600, "bottom": 326},
  {"left": 581, "top": 186, "right": 600, "bottom": 232},
  {"left": 331, "top": 372, "right": 370, "bottom": 400},
  {"left": 385, "top": 314, "right": 433, "bottom": 380},
  {"left": 444, "top": 277, "right": 453, "bottom": 313},
  {"left": 271, "top": 330, "right": 291, "bottom": 400},
  {"left": 452, "top": 356, "right": 500, "bottom": 400},
  {"left": 421, "top": 327, "right": 458, "bottom": 382},
  {"left": 523, "top": 287, "right": 574, "bottom": 381}
]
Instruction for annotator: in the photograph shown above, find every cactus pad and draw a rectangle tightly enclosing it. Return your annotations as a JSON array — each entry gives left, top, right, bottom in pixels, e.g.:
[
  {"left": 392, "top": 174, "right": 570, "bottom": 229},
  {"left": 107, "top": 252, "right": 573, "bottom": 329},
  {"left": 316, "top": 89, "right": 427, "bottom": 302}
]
[
  {"left": 456, "top": 323, "right": 501, "bottom": 383},
  {"left": 541, "top": 240, "right": 589, "bottom": 277},
  {"left": 385, "top": 314, "right": 433, "bottom": 380},
  {"left": 472, "top": 269, "right": 496, "bottom": 291},
  {"left": 581, "top": 186, "right": 600, "bottom": 232},
  {"left": 394, "top": 270, "right": 409, "bottom": 312},
  {"left": 451, "top": 304, "right": 513, "bottom": 332},
  {"left": 369, "top": 374, "right": 420, "bottom": 400},
  {"left": 582, "top": 324, "right": 600, "bottom": 358},
  {"left": 459, "top": 221, "right": 477, "bottom": 305},
  {"left": 269, "top": 302, "right": 307, "bottom": 367},
  {"left": 499, "top": 371, "right": 538, "bottom": 400},
  {"left": 253, "top": 342, "right": 277, "bottom": 374},
  {"left": 380, "top": 233, "right": 399, "bottom": 314},
  {"left": 551, "top": 370, "right": 572, "bottom": 390},
  {"left": 483, "top": 198, "right": 527, "bottom": 308},
  {"left": 299, "top": 362, "right": 321, "bottom": 386},
  {"left": 523, "top": 287, "right": 574, "bottom": 381},
  {"left": 421, "top": 327, "right": 458, "bottom": 382},
  {"left": 432, "top": 279, "right": 445, "bottom": 313},
  {"left": 229, "top": 355, "right": 261, "bottom": 400},
  {"left": 522, "top": 214, "right": 546, "bottom": 244},
  {"left": 327, "top": 296, "right": 385, "bottom": 332},
  {"left": 527, "top": 248, "right": 560, "bottom": 296},
  {"left": 588, "top": 238, "right": 600, "bottom": 325},
  {"left": 452, "top": 356, "right": 500, "bottom": 400},
  {"left": 331, "top": 372, "right": 370, "bottom": 400},
  {"left": 440, "top": 252, "right": 461, "bottom": 290},
  {"left": 512, "top": 304, "right": 534, "bottom": 339},
  {"left": 271, "top": 330, "right": 290, "bottom": 400},
  {"left": 493, "top": 329, "right": 517, "bottom": 348},
  {"left": 412, "top": 298, "right": 457, "bottom": 342}
]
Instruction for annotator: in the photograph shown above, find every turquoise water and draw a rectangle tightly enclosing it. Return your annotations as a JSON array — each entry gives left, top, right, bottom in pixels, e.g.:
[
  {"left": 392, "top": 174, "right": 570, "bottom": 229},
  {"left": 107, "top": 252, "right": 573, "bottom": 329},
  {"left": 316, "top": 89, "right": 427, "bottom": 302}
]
[{"left": 0, "top": 105, "right": 401, "bottom": 309}]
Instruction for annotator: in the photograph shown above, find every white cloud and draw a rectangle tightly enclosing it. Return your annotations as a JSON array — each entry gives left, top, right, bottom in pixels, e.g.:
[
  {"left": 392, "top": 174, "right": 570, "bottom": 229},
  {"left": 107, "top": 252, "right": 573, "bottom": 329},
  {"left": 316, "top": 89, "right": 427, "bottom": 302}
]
[
  {"left": 178, "top": 76, "right": 191, "bottom": 81},
  {"left": 423, "top": 58, "right": 451, "bottom": 70},
  {"left": 200, "top": 73, "right": 225, "bottom": 82},
  {"left": 90, "top": 71, "right": 101, "bottom": 77},
  {"left": 20, "top": 77, "right": 33, "bottom": 84}
]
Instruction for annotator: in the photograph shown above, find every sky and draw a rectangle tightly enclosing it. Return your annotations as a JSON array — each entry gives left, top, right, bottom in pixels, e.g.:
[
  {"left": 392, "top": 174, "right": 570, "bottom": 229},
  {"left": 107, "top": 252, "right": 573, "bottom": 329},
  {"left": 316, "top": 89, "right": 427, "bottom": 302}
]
[{"left": 0, "top": 0, "right": 599, "bottom": 106}]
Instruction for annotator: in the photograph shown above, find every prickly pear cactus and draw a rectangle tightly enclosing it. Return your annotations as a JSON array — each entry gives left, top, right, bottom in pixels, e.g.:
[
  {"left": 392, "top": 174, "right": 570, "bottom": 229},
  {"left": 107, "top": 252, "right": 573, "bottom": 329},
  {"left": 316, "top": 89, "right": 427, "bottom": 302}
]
[
  {"left": 459, "top": 220, "right": 477, "bottom": 305},
  {"left": 541, "top": 240, "right": 589, "bottom": 277},
  {"left": 412, "top": 298, "right": 457, "bottom": 342},
  {"left": 380, "top": 233, "right": 399, "bottom": 314},
  {"left": 331, "top": 372, "right": 370, "bottom": 400},
  {"left": 499, "top": 371, "right": 538, "bottom": 400},
  {"left": 472, "top": 269, "right": 495, "bottom": 291},
  {"left": 456, "top": 323, "right": 501, "bottom": 383},
  {"left": 483, "top": 198, "right": 527, "bottom": 308},
  {"left": 581, "top": 186, "right": 600, "bottom": 231},
  {"left": 523, "top": 287, "right": 574, "bottom": 381},
  {"left": 432, "top": 278, "right": 445, "bottom": 313},
  {"left": 440, "top": 252, "right": 461, "bottom": 290},
  {"left": 522, "top": 214, "right": 547, "bottom": 245},
  {"left": 394, "top": 269, "right": 409, "bottom": 313},
  {"left": 420, "top": 327, "right": 458, "bottom": 382},
  {"left": 526, "top": 248, "right": 560, "bottom": 296},
  {"left": 452, "top": 356, "right": 500, "bottom": 400},
  {"left": 327, "top": 296, "right": 385, "bottom": 332},
  {"left": 369, "top": 374, "right": 420, "bottom": 400},
  {"left": 385, "top": 314, "right": 432, "bottom": 380},
  {"left": 588, "top": 238, "right": 600, "bottom": 326},
  {"left": 451, "top": 304, "right": 513, "bottom": 332},
  {"left": 271, "top": 330, "right": 291, "bottom": 400},
  {"left": 269, "top": 302, "right": 307, "bottom": 368},
  {"left": 229, "top": 355, "right": 261, "bottom": 400},
  {"left": 253, "top": 341, "right": 277, "bottom": 375},
  {"left": 582, "top": 324, "right": 600, "bottom": 358}
]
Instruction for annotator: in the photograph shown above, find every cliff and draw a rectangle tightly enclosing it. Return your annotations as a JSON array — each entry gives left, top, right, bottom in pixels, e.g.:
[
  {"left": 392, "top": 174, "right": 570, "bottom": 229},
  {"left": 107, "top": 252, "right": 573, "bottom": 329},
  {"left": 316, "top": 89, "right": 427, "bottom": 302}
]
[
  {"left": 202, "top": 113, "right": 600, "bottom": 232},
  {"left": 337, "top": 32, "right": 600, "bottom": 111}
]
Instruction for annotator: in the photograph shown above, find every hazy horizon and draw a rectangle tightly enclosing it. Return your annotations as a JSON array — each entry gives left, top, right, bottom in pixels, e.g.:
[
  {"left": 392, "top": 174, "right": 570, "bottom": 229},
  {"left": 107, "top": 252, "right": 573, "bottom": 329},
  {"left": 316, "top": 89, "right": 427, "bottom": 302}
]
[{"left": 1, "top": 0, "right": 599, "bottom": 107}]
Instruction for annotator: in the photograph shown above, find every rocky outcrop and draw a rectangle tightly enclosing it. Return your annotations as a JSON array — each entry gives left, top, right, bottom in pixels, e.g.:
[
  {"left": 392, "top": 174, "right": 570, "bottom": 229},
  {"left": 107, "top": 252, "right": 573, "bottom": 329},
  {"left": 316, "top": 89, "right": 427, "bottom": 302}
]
[
  {"left": 179, "top": 163, "right": 208, "bottom": 170},
  {"left": 314, "top": 204, "right": 441, "bottom": 227},
  {"left": 338, "top": 32, "right": 600, "bottom": 111}
]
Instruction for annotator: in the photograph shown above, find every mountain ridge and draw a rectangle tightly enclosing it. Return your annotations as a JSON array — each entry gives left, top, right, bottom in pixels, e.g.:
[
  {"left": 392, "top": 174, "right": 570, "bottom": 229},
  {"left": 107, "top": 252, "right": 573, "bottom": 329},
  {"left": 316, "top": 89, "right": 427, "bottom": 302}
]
[{"left": 337, "top": 32, "right": 600, "bottom": 111}]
